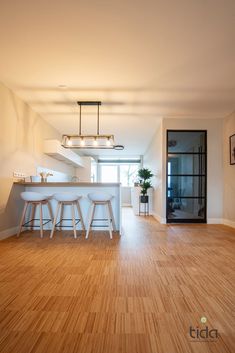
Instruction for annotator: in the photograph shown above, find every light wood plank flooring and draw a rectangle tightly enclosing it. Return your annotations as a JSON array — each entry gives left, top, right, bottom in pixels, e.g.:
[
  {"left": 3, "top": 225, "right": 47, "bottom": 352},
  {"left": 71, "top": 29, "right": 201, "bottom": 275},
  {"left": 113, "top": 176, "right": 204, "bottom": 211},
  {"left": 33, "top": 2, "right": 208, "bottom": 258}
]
[{"left": 0, "top": 208, "right": 234, "bottom": 353}]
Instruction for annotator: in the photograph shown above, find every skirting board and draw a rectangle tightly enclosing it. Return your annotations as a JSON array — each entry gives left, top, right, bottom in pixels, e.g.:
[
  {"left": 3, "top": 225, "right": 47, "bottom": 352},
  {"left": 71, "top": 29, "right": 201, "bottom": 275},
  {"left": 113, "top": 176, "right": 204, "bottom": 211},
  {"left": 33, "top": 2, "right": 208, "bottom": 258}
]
[
  {"left": 223, "top": 219, "right": 235, "bottom": 229},
  {"left": 208, "top": 219, "right": 235, "bottom": 229},
  {"left": 153, "top": 213, "right": 166, "bottom": 224},
  {"left": 153, "top": 214, "right": 235, "bottom": 229},
  {"left": 207, "top": 218, "right": 223, "bottom": 224},
  {"left": 0, "top": 226, "right": 18, "bottom": 240}
]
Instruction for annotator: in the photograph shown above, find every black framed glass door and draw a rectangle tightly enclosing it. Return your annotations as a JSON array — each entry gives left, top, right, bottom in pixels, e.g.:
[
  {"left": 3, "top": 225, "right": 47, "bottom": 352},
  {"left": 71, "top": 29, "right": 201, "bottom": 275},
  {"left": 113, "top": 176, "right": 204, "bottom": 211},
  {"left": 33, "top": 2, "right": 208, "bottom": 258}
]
[{"left": 166, "top": 130, "right": 207, "bottom": 223}]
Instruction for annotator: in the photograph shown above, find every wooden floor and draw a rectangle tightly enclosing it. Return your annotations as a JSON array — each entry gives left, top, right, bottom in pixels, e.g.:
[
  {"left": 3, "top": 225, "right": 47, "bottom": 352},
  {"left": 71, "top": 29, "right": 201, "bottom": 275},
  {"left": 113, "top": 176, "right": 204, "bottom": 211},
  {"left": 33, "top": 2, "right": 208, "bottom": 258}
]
[{"left": 0, "top": 208, "right": 234, "bottom": 353}]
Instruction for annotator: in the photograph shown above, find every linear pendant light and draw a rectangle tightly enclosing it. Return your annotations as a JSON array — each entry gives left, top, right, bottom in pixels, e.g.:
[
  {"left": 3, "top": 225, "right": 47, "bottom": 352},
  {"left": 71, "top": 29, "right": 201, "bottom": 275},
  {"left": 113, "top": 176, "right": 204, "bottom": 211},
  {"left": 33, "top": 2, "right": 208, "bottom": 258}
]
[{"left": 61, "top": 101, "right": 124, "bottom": 150}]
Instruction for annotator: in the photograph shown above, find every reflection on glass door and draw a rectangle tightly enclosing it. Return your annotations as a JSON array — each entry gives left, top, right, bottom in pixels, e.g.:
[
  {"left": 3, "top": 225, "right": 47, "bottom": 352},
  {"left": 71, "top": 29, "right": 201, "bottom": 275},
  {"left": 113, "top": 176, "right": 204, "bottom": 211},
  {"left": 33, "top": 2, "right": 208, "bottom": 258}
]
[{"left": 166, "top": 130, "right": 207, "bottom": 223}]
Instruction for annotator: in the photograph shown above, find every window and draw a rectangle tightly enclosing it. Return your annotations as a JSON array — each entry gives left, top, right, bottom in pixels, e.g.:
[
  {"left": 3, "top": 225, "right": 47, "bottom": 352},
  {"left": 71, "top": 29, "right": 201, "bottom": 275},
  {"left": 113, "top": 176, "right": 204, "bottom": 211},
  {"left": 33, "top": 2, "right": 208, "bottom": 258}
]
[
  {"left": 120, "top": 164, "right": 139, "bottom": 186},
  {"left": 91, "top": 162, "right": 97, "bottom": 182},
  {"left": 99, "top": 160, "right": 140, "bottom": 186},
  {"left": 100, "top": 165, "right": 118, "bottom": 183}
]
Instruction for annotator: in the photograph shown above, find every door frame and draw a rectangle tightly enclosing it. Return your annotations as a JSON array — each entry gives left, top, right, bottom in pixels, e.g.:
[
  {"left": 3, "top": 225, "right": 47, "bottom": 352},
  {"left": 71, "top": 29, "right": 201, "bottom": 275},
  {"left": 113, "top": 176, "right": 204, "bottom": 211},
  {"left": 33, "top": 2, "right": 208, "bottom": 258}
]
[{"left": 166, "top": 129, "right": 207, "bottom": 223}]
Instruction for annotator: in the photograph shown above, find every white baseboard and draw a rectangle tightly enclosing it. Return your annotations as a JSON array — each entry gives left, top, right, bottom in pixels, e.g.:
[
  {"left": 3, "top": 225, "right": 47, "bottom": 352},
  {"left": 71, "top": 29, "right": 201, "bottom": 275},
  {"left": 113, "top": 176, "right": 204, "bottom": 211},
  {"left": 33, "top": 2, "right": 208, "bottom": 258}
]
[
  {"left": 0, "top": 226, "right": 18, "bottom": 240},
  {"left": 153, "top": 213, "right": 166, "bottom": 224},
  {"left": 207, "top": 218, "right": 223, "bottom": 224},
  {"left": 208, "top": 218, "right": 235, "bottom": 229},
  {"left": 223, "top": 219, "right": 235, "bottom": 229},
  {"left": 153, "top": 215, "right": 235, "bottom": 229}
]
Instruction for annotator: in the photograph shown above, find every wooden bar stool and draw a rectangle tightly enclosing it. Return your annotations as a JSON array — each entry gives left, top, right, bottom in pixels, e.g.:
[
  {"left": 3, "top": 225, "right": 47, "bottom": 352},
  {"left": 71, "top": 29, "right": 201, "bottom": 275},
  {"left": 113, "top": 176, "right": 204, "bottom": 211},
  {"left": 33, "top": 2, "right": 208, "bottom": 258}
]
[
  {"left": 50, "top": 193, "right": 85, "bottom": 239},
  {"left": 17, "top": 192, "right": 53, "bottom": 238},
  {"left": 86, "top": 192, "right": 116, "bottom": 239}
]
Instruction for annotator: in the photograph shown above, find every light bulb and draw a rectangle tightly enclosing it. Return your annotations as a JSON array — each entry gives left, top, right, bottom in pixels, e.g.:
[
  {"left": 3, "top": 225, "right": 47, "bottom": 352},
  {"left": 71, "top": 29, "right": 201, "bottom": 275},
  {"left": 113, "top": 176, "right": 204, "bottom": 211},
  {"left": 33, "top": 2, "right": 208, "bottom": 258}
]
[
  {"left": 93, "top": 138, "right": 98, "bottom": 146},
  {"left": 67, "top": 139, "right": 72, "bottom": 146},
  {"left": 80, "top": 138, "right": 85, "bottom": 146},
  {"left": 106, "top": 138, "right": 111, "bottom": 146}
]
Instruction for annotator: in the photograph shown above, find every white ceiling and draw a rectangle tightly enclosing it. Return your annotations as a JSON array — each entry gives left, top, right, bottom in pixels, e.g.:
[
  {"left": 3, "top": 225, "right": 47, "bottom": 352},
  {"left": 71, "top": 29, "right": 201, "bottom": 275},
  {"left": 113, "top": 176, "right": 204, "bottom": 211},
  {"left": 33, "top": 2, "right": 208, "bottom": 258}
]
[{"left": 0, "top": 0, "right": 234, "bottom": 156}]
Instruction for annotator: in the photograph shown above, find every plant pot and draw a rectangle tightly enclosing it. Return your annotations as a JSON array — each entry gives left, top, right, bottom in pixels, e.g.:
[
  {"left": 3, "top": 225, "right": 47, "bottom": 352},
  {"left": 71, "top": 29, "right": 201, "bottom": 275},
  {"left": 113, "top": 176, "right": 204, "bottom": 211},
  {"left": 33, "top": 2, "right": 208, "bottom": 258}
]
[
  {"left": 140, "top": 195, "right": 149, "bottom": 203},
  {"left": 41, "top": 177, "right": 47, "bottom": 183}
]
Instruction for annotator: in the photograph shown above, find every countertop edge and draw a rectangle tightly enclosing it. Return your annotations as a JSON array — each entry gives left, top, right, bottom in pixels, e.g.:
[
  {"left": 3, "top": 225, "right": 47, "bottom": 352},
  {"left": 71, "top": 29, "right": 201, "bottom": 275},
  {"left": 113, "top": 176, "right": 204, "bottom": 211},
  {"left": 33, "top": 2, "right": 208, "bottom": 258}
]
[{"left": 14, "top": 182, "right": 121, "bottom": 187}]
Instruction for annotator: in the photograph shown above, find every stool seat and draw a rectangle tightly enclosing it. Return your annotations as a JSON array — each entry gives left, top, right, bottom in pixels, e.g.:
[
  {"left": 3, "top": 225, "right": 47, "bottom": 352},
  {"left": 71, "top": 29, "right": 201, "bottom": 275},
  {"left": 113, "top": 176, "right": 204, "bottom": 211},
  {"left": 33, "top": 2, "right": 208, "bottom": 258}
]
[
  {"left": 88, "top": 192, "right": 113, "bottom": 202},
  {"left": 53, "top": 193, "right": 81, "bottom": 202},
  {"left": 21, "top": 192, "right": 48, "bottom": 202}
]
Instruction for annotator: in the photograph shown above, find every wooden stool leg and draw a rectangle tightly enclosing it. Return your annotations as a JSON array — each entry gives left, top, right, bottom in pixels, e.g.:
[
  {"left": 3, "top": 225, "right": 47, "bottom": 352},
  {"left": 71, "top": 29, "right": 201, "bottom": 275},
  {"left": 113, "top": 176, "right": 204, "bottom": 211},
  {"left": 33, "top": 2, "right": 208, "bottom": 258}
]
[
  {"left": 47, "top": 201, "right": 54, "bottom": 225},
  {"left": 71, "top": 202, "right": 77, "bottom": 239},
  {"left": 59, "top": 204, "right": 64, "bottom": 231},
  {"left": 108, "top": 200, "right": 116, "bottom": 231},
  {"left": 50, "top": 202, "right": 61, "bottom": 239},
  {"left": 77, "top": 201, "right": 85, "bottom": 230},
  {"left": 17, "top": 202, "right": 28, "bottom": 237},
  {"left": 106, "top": 203, "right": 113, "bottom": 239},
  {"left": 39, "top": 203, "right": 43, "bottom": 238},
  {"left": 30, "top": 204, "right": 36, "bottom": 231},
  {"left": 86, "top": 203, "right": 95, "bottom": 239}
]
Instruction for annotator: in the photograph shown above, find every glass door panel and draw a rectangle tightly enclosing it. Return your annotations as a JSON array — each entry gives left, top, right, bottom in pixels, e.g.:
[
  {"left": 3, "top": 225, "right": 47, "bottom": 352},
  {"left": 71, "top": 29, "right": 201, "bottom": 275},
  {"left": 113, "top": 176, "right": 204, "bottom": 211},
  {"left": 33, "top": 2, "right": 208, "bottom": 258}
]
[
  {"left": 167, "top": 130, "right": 207, "bottom": 223},
  {"left": 167, "top": 154, "right": 206, "bottom": 175},
  {"left": 168, "top": 176, "right": 206, "bottom": 198},
  {"left": 167, "top": 198, "right": 205, "bottom": 220},
  {"left": 168, "top": 131, "right": 206, "bottom": 153}
]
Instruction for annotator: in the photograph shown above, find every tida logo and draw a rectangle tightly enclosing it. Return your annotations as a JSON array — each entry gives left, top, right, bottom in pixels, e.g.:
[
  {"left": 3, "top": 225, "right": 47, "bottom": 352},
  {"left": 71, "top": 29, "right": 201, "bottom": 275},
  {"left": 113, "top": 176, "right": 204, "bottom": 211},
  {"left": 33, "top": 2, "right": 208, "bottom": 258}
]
[{"left": 189, "top": 317, "right": 219, "bottom": 341}]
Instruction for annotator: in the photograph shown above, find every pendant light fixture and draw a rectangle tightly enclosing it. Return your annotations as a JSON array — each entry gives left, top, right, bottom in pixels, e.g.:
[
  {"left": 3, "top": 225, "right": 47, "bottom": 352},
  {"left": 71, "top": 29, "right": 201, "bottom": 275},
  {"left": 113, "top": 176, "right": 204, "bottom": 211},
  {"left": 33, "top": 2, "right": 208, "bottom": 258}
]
[{"left": 61, "top": 101, "right": 124, "bottom": 150}]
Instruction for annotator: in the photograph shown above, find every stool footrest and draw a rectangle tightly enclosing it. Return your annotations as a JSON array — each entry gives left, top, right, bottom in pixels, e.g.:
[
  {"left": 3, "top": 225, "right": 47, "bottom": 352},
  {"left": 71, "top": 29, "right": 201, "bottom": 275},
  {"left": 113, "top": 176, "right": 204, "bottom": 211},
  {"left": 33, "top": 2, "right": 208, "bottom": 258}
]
[
  {"left": 91, "top": 218, "right": 112, "bottom": 228},
  {"left": 23, "top": 218, "right": 51, "bottom": 227},
  {"left": 55, "top": 218, "right": 81, "bottom": 228},
  {"left": 91, "top": 225, "right": 110, "bottom": 228}
]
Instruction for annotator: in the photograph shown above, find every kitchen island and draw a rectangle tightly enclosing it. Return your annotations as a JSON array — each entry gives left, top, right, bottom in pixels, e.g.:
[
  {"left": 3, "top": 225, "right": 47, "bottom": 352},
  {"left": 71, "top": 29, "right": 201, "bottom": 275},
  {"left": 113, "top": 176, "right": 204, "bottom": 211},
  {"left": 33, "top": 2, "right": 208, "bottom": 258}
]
[{"left": 14, "top": 182, "right": 121, "bottom": 233}]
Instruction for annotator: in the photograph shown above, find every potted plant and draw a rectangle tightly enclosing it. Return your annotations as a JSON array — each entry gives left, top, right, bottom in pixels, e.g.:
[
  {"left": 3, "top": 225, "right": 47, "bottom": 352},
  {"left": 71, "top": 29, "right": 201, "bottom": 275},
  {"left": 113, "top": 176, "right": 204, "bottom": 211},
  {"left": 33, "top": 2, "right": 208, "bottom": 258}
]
[
  {"left": 39, "top": 171, "right": 53, "bottom": 183},
  {"left": 138, "top": 168, "right": 153, "bottom": 203}
]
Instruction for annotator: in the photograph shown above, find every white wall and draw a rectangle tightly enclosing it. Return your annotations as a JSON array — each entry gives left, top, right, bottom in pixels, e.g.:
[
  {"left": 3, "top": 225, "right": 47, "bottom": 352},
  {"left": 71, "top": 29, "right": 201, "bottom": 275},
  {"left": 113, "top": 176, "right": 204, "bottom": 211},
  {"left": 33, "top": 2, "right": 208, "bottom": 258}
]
[
  {"left": 76, "top": 157, "right": 92, "bottom": 182},
  {"left": 223, "top": 112, "right": 235, "bottom": 227},
  {"left": 121, "top": 187, "right": 131, "bottom": 206},
  {"left": 144, "top": 118, "right": 224, "bottom": 223},
  {"left": 0, "top": 83, "right": 75, "bottom": 235},
  {"left": 143, "top": 121, "right": 163, "bottom": 222}
]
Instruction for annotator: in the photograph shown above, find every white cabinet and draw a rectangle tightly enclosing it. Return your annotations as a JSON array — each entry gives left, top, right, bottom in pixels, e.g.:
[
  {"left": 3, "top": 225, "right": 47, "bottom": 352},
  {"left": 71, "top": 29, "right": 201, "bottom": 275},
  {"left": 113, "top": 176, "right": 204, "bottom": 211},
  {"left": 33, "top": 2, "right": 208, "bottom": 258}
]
[{"left": 43, "top": 139, "right": 84, "bottom": 167}]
